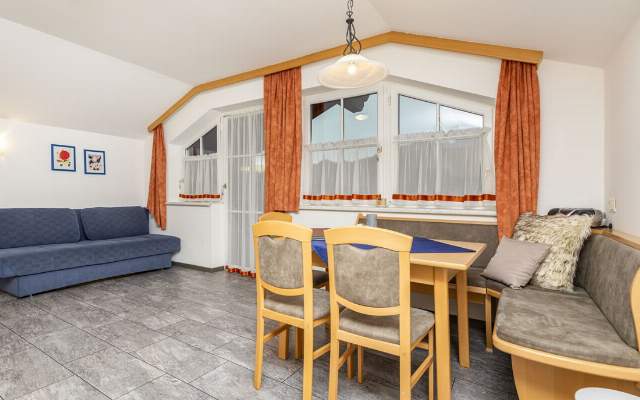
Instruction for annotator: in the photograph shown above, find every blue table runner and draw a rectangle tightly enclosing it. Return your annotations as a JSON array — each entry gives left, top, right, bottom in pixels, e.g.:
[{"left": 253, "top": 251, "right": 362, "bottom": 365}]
[{"left": 311, "top": 236, "right": 473, "bottom": 265}]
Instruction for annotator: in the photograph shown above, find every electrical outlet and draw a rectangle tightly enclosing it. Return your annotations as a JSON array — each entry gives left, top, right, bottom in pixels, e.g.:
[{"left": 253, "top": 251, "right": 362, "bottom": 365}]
[{"left": 607, "top": 197, "right": 617, "bottom": 213}]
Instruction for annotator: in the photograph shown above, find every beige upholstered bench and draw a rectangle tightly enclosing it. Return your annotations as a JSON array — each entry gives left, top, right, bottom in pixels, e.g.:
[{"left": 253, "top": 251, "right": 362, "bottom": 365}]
[
  {"left": 493, "top": 232, "right": 640, "bottom": 399},
  {"left": 355, "top": 214, "right": 505, "bottom": 350}
]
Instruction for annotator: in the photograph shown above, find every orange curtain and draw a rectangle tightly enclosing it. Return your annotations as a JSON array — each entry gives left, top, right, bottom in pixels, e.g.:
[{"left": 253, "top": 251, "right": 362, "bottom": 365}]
[
  {"left": 263, "top": 67, "right": 302, "bottom": 212},
  {"left": 147, "top": 124, "right": 167, "bottom": 230},
  {"left": 495, "top": 60, "right": 541, "bottom": 238}
]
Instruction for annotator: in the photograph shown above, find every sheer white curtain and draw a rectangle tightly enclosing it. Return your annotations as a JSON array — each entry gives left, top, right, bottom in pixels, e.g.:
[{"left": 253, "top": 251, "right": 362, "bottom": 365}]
[
  {"left": 304, "top": 138, "right": 379, "bottom": 204},
  {"left": 181, "top": 157, "right": 219, "bottom": 199},
  {"left": 393, "top": 128, "right": 495, "bottom": 206},
  {"left": 226, "top": 110, "right": 264, "bottom": 271}
]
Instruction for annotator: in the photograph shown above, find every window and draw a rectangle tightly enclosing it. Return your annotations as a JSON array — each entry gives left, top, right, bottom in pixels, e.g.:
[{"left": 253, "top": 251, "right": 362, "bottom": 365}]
[
  {"left": 180, "top": 125, "right": 221, "bottom": 200},
  {"left": 304, "top": 93, "right": 380, "bottom": 204},
  {"left": 302, "top": 81, "right": 495, "bottom": 212}
]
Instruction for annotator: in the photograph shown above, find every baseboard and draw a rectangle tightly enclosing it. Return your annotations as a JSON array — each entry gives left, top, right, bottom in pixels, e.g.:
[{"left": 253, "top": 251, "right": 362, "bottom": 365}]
[{"left": 172, "top": 262, "right": 225, "bottom": 273}]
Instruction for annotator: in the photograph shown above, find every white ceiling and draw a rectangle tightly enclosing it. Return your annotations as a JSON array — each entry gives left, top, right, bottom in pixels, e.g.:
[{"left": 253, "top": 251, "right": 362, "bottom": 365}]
[{"left": 0, "top": 0, "right": 638, "bottom": 138}]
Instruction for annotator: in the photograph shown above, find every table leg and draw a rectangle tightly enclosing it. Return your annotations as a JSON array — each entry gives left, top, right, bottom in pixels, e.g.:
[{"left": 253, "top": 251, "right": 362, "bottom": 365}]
[
  {"left": 456, "top": 271, "right": 470, "bottom": 368},
  {"left": 434, "top": 268, "right": 452, "bottom": 400}
]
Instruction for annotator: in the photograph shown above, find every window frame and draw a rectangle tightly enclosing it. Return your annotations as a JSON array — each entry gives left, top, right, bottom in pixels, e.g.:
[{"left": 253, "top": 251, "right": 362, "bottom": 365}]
[
  {"left": 181, "top": 124, "right": 222, "bottom": 202},
  {"left": 301, "top": 81, "right": 496, "bottom": 215}
]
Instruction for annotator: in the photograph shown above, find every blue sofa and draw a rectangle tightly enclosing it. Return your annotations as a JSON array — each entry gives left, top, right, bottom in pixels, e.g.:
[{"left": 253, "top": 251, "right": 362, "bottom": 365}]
[{"left": 0, "top": 207, "right": 180, "bottom": 297}]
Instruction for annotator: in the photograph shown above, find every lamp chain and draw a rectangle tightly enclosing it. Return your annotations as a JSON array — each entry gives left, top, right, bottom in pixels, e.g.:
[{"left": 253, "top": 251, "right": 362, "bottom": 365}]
[{"left": 343, "top": 0, "right": 362, "bottom": 55}]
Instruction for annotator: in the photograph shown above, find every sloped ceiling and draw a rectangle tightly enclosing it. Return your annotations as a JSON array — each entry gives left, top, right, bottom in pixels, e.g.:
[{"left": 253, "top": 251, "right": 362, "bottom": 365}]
[{"left": 0, "top": 0, "right": 639, "bottom": 138}]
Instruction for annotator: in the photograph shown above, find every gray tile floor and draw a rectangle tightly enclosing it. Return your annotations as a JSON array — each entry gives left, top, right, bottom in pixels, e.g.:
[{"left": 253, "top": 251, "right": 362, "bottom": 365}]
[{"left": 0, "top": 267, "right": 517, "bottom": 399}]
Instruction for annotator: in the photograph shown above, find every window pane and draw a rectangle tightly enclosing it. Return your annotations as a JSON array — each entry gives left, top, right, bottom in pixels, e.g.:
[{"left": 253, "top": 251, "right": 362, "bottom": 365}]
[
  {"left": 440, "top": 106, "right": 483, "bottom": 131},
  {"left": 344, "top": 94, "right": 377, "bottom": 140},
  {"left": 342, "top": 146, "right": 378, "bottom": 194},
  {"left": 202, "top": 126, "right": 217, "bottom": 155},
  {"left": 310, "top": 150, "right": 340, "bottom": 195},
  {"left": 399, "top": 95, "right": 437, "bottom": 135},
  {"left": 186, "top": 139, "right": 200, "bottom": 156},
  {"left": 311, "top": 100, "right": 341, "bottom": 144}
]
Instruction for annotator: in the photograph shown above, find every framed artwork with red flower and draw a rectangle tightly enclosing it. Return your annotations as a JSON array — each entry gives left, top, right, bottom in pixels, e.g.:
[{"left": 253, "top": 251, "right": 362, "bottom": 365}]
[{"left": 50, "top": 144, "right": 76, "bottom": 172}]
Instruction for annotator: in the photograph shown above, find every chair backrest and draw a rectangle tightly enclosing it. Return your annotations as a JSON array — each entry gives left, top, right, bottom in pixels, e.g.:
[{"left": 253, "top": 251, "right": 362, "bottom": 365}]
[
  {"left": 259, "top": 212, "right": 293, "bottom": 223},
  {"left": 253, "top": 220, "right": 312, "bottom": 291},
  {"left": 355, "top": 214, "right": 498, "bottom": 267},
  {"left": 575, "top": 233, "right": 640, "bottom": 350},
  {"left": 325, "top": 226, "right": 412, "bottom": 311}
]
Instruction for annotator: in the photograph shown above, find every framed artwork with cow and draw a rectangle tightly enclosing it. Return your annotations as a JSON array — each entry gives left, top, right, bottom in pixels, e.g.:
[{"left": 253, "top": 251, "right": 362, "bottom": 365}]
[{"left": 84, "top": 149, "right": 106, "bottom": 175}]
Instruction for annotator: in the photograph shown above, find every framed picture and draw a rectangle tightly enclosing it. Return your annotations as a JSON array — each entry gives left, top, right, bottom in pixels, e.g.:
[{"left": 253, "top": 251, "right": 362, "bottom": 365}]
[
  {"left": 84, "top": 149, "right": 106, "bottom": 175},
  {"left": 50, "top": 144, "right": 76, "bottom": 172}
]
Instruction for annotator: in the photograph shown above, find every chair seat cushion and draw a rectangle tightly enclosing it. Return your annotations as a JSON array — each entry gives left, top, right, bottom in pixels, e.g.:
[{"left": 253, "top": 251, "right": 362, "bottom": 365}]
[
  {"left": 313, "top": 270, "right": 328, "bottom": 287},
  {"left": 339, "top": 307, "right": 434, "bottom": 344},
  {"left": 0, "top": 234, "right": 180, "bottom": 278},
  {"left": 264, "top": 289, "right": 330, "bottom": 320},
  {"left": 495, "top": 287, "right": 640, "bottom": 368},
  {"left": 486, "top": 278, "right": 507, "bottom": 294}
]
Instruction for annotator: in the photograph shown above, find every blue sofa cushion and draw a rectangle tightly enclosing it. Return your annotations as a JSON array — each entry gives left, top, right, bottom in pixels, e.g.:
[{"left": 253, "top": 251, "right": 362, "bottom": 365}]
[
  {"left": 0, "top": 208, "right": 80, "bottom": 249},
  {"left": 0, "top": 234, "right": 180, "bottom": 278},
  {"left": 81, "top": 207, "right": 149, "bottom": 240},
  {"left": 73, "top": 209, "right": 88, "bottom": 240}
]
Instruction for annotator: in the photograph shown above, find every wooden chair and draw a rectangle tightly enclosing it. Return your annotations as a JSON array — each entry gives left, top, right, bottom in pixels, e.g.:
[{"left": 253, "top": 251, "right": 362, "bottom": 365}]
[
  {"left": 325, "top": 226, "right": 435, "bottom": 400},
  {"left": 258, "top": 212, "right": 330, "bottom": 361},
  {"left": 252, "top": 220, "right": 332, "bottom": 400}
]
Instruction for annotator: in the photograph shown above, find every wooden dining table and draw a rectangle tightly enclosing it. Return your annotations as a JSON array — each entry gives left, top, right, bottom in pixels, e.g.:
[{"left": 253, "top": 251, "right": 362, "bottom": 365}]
[{"left": 312, "top": 236, "right": 486, "bottom": 400}]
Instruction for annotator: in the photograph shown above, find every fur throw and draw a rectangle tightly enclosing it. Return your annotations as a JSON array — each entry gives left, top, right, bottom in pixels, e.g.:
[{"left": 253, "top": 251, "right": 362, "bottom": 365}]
[{"left": 513, "top": 213, "right": 592, "bottom": 291}]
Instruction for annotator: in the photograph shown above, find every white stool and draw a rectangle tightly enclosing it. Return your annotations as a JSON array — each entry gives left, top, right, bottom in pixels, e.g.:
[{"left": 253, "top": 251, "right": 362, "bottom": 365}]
[{"left": 576, "top": 388, "right": 640, "bottom": 400}]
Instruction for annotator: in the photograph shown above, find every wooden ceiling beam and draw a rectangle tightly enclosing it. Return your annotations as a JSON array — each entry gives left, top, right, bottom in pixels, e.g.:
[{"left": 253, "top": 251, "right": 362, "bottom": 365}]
[{"left": 148, "top": 31, "right": 543, "bottom": 132}]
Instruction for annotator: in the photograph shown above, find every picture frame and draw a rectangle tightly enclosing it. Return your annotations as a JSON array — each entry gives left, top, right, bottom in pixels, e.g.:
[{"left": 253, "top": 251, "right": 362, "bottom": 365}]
[
  {"left": 50, "top": 144, "right": 76, "bottom": 172},
  {"left": 84, "top": 149, "right": 106, "bottom": 175}
]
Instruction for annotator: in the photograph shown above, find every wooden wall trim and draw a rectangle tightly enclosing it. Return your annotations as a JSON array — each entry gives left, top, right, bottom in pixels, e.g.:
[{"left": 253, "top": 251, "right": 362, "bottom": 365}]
[{"left": 147, "top": 31, "right": 543, "bottom": 132}]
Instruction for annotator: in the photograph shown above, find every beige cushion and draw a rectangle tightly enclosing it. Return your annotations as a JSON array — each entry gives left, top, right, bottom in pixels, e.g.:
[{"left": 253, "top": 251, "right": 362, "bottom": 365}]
[
  {"left": 513, "top": 213, "right": 592, "bottom": 291},
  {"left": 264, "top": 289, "right": 330, "bottom": 320},
  {"left": 339, "top": 308, "right": 434, "bottom": 344},
  {"left": 482, "top": 237, "right": 550, "bottom": 289}
]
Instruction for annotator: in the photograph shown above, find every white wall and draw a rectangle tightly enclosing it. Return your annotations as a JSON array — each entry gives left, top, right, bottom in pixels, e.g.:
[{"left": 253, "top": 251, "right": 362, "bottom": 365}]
[
  {"left": 605, "top": 17, "right": 640, "bottom": 237},
  {"left": 157, "top": 43, "right": 607, "bottom": 266},
  {"left": 0, "top": 119, "right": 146, "bottom": 208}
]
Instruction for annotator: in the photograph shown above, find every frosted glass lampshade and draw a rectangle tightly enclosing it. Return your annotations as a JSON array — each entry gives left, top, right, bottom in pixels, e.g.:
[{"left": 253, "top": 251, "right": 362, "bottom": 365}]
[{"left": 318, "top": 54, "right": 388, "bottom": 89}]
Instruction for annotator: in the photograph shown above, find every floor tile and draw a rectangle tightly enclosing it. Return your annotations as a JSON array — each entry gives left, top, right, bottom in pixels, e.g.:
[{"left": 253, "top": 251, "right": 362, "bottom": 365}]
[
  {"left": 89, "top": 297, "right": 162, "bottom": 320},
  {"left": 206, "top": 311, "right": 258, "bottom": 340},
  {"left": 16, "top": 376, "right": 109, "bottom": 400},
  {"left": 66, "top": 347, "right": 163, "bottom": 399},
  {"left": 192, "top": 361, "right": 305, "bottom": 400},
  {"left": 119, "top": 374, "right": 212, "bottom": 400},
  {"left": 2, "top": 311, "right": 71, "bottom": 340},
  {"left": 133, "top": 338, "right": 226, "bottom": 382},
  {"left": 30, "top": 327, "right": 108, "bottom": 364},
  {"left": 125, "top": 310, "right": 185, "bottom": 331},
  {"left": 161, "top": 319, "right": 236, "bottom": 353},
  {"left": 0, "top": 290, "right": 15, "bottom": 303},
  {"left": 86, "top": 320, "right": 167, "bottom": 353},
  {"left": 0, "top": 347, "right": 72, "bottom": 400},
  {"left": 213, "top": 336, "right": 302, "bottom": 382},
  {"left": 452, "top": 376, "right": 518, "bottom": 400},
  {"left": 0, "top": 326, "right": 32, "bottom": 358},
  {"left": 168, "top": 300, "right": 227, "bottom": 324},
  {"left": 64, "top": 285, "right": 122, "bottom": 302},
  {"left": 49, "top": 304, "right": 121, "bottom": 329},
  {"left": 29, "top": 292, "right": 86, "bottom": 313}
]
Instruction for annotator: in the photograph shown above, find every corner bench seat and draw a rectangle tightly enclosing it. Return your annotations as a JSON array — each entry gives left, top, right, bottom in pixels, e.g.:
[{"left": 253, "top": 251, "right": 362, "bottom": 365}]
[
  {"left": 495, "top": 286, "right": 640, "bottom": 368},
  {"left": 0, "top": 234, "right": 180, "bottom": 278}
]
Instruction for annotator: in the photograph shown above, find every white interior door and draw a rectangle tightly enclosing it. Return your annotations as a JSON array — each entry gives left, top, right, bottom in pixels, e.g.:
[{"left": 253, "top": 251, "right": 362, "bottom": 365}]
[{"left": 224, "top": 109, "right": 264, "bottom": 271}]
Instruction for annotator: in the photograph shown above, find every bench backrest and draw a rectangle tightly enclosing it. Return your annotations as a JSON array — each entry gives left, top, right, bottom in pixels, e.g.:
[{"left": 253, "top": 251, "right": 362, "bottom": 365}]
[
  {"left": 576, "top": 234, "right": 640, "bottom": 350},
  {"left": 356, "top": 215, "right": 499, "bottom": 268}
]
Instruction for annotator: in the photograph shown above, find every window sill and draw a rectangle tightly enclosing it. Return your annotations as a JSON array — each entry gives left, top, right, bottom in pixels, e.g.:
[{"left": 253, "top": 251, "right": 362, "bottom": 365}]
[
  {"left": 166, "top": 201, "right": 221, "bottom": 207},
  {"left": 298, "top": 204, "right": 497, "bottom": 218}
]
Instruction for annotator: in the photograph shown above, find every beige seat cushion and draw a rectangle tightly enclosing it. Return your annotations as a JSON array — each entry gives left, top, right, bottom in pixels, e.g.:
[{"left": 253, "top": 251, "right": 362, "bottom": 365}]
[
  {"left": 312, "top": 270, "right": 328, "bottom": 287},
  {"left": 339, "top": 308, "right": 434, "bottom": 344},
  {"left": 264, "top": 289, "right": 330, "bottom": 320},
  {"left": 495, "top": 287, "right": 640, "bottom": 368}
]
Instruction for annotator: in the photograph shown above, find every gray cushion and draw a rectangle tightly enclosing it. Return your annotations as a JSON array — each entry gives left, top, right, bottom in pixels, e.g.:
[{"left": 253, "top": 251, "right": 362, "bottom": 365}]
[
  {"left": 313, "top": 270, "right": 328, "bottom": 287},
  {"left": 340, "top": 308, "right": 434, "bottom": 344},
  {"left": 359, "top": 217, "right": 499, "bottom": 267},
  {"left": 495, "top": 287, "right": 640, "bottom": 368},
  {"left": 258, "top": 236, "right": 304, "bottom": 289},
  {"left": 467, "top": 266, "right": 486, "bottom": 288},
  {"left": 482, "top": 238, "right": 550, "bottom": 289},
  {"left": 0, "top": 234, "right": 180, "bottom": 278},
  {"left": 264, "top": 289, "right": 330, "bottom": 320},
  {"left": 486, "top": 278, "right": 507, "bottom": 294},
  {"left": 0, "top": 208, "right": 80, "bottom": 249},
  {"left": 334, "top": 244, "right": 400, "bottom": 308},
  {"left": 576, "top": 235, "right": 640, "bottom": 349},
  {"left": 81, "top": 207, "right": 149, "bottom": 240}
]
